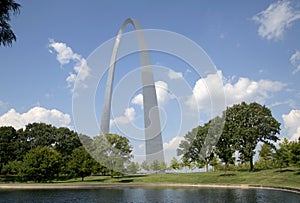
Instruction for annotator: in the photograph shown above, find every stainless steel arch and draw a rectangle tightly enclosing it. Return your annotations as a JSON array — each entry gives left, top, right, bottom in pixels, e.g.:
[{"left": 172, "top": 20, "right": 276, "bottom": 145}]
[{"left": 100, "top": 18, "right": 164, "bottom": 164}]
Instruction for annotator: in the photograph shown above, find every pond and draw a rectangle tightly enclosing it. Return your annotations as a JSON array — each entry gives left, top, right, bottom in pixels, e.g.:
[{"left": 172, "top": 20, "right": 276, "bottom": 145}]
[{"left": 0, "top": 186, "right": 299, "bottom": 203}]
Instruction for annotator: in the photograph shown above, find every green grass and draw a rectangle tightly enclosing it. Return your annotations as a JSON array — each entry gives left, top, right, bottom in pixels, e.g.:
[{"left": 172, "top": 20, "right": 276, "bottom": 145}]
[{"left": 1, "top": 168, "right": 300, "bottom": 189}]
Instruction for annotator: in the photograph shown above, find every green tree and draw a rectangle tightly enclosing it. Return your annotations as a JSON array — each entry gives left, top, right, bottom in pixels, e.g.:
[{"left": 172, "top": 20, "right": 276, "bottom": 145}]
[
  {"left": 215, "top": 115, "right": 235, "bottom": 173},
  {"left": 0, "top": 126, "right": 18, "bottom": 172},
  {"left": 127, "top": 162, "right": 140, "bottom": 174},
  {"left": 289, "top": 138, "right": 300, "bottom": 167},
  {"left": 1, "top": 160, "right": 22, "bottom": 175},
  {"left": 210, "top": 154, "right": 221, "bottom": 172},
  {"left": 0, "top": 0, "right": 21, "bottom": 46},
  {"left": 150, "top": 160, "right": 160, "bottom": 173},
  {"left": 54, "top": 127, "right": 82, "bottom": 157},
  {"left": 224, "top": 102, "right": 280, "bottom": 171},
  {"left": 274, "top": 138, "right": 292, "bottom": 170},
  {"left": 19, "top": 146, "right": 62, "bottom": 182},
  {"left": 91, "top": 134, "right": 133, "bottom": 176},
  {"left": 159, "top": 161, "right": 167, "bottom": 172},
  {"left": 170, "top": 157, "right": 182, "bottom": 171},
  {"left": 258, "top": 143, "right": 274, "bottom": 169},
  {"left": 178, "top": 124, "right": 214, "bottom": 172},
  {"left": 54, "top": 127, "right": 82, "bottom": 172},
  {"left": 141, "top": 160, "right": 149, "bottom": 172},
  {"left": 23, "top": 123, "right": 57, "bottom": 149},
  {"left": 67, "top": 146, "right": 96, "bottom": 181}
]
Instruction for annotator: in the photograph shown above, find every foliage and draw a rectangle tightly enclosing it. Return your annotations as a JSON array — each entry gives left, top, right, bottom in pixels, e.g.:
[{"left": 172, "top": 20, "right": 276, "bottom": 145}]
[
  {"left": 91, "top": 134, "right": 133, "bottom": 176},
  {"left": 170, "top": 157, "right": 182, "bottom": 171},
  {"left": 159, "top": 161, "right": 167, "bottom": 172},
  {"left": 19, "top": 146, "right": 62, "bottom": 182},
  {"left": 258, "top": 143, "right": 274, "bottom": 169},
  {"left": 215, "top": 115, "right": 235, "bottom": 172},
  {"left": 141, "top": 160, "right": 149, "bottom": 171},
  {"left": 178, "top": 123, "right": 214, "bottom": 172},
  {"left": 150, "top": 160, "right": 160, "bottom": 173},
  {"left": 67, "top": 146, "right": 96, "bottom": 181},
  {"left": 1, "top": 160, "right": 22, "bottom": 175},
  {"left": 0, "top": 126, "right": 18, "bottom": 170},
  {"left": 126, "top": 162, "right": 140, "bottom": 174},
  {"left": 289, "top": 138, "right": 300, "bottom": 167},
  {"left": 0, "top": 0, "right": 21, "bottom": 46},
  {"left": 223, "top": 102, "right": 280, "bottom": 171}
]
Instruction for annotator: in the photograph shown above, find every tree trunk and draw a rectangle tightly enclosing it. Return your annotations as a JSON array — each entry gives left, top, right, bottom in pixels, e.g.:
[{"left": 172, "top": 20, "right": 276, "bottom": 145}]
[
  {"left": 205, "top": 164, "right": 208, "bottom": 172},
  {"left": 81, "top": 176, "right": 84, "bottom": 181},
  {"left": 249, "top": 157, "right": 254, "bottom": 171}
]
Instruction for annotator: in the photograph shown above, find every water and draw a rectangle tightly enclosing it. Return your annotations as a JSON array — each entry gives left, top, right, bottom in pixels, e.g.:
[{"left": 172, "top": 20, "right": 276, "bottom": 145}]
[{"left": 0, "top": 187, "right": 299, "bottom": 203}]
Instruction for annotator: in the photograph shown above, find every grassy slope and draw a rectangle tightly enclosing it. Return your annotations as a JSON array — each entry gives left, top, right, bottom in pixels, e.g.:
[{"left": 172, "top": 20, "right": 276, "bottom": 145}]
[{"left": 51, "top": 168, "right": 300, "bottom": 189}]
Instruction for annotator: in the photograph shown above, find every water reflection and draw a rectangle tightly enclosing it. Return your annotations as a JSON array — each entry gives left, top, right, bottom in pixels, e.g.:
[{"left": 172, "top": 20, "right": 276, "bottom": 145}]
[{"left": 0, "top": 187, "right": 299, "bottom": 203}]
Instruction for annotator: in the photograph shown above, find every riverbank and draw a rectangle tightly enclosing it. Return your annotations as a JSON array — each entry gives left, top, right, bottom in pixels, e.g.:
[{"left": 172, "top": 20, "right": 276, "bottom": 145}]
[{"left": 1, "top": 168, "right": 299, "bottom": 193}]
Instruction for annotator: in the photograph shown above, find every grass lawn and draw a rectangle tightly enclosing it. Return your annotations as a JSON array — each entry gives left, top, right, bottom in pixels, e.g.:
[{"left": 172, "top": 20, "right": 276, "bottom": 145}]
[
  {"left": 49, "top": 167, "right": 300, "bottom": 189},
  {"left": 1, "top": 168, "right": 300, "bottom": 189}
]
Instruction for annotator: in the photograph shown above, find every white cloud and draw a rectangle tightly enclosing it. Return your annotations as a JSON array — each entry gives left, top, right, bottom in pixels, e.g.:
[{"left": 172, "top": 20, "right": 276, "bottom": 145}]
[
  {"left": 187, "top": 71, "right": 286, "bottom": 111},
  {"left": 282, "top": 109, "right": 300, "bottom": 141},
  {"left": 252, "top": 0, "right": 300, "bottom": 40},
  {"left": 168, "top": 70, "right": 183, "bottom": 80},
  {"left": 163, "top": 136, "right": 184, "bottom": 151},
  {"left": 290, "top": 51, "right": 300, "bottom": 74},
  {"left": 131, "top": 81, "right": 175, "bottom": 108},
  {"left": 163, "top": 136, "right": 184, "bottom": 164},
  {"left": 131, "top": 94, "right": 143, "bottom": 107},
  {"left": 0, "top": 106, "right": 71, "bottom": 129},
  {"left": 49, "top": 39, "right": 90, "bottom": 89},
  {"left": 110, "top": 107, "right": 135, "bottom": 127}
]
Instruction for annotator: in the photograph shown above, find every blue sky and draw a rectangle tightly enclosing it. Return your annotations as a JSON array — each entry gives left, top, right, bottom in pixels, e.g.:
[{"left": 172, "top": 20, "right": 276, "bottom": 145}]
[{"left": 1, "top": 0, "right": 300, "bottom": 163}]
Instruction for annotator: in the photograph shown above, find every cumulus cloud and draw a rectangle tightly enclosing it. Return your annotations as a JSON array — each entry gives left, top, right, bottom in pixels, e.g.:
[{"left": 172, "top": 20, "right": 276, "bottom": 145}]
[
  {"left": 168, "top": 70, "right": 183, "bottom": 80},
  {"left": 0, "top": 106, "right": 71, "bottom": 129},
  {"left": 110, "top": 107, "right": 135, "bottom": 127},
  {"left": 131, "top": 94, "right": 143, "bottom": 107},
  {"left": 252, "top": 0, "right": 300, "bottom": 40},
  {"left": 282, "top": 109, "right": 300, "bottom": 141},
  {"left": 187, "top": 71, "right": 286, "bottom": 111},
  {"left": 163, "top": 136, "right": 184, "bottom": 164},
  {"left": 49, "top": 39, "right": 90, "bottom": 89},
  {"left": 131, "top": 81, "right": 174, "bottom": 108},
  {"left": 290, "top": 51, "right": 300, "bottom": 74}
]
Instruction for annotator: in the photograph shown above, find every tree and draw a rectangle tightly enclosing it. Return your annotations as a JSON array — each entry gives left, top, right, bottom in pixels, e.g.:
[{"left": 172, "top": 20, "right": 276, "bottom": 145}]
[
  {"left": 215, "top": 115, "right": 235, "bottom": 173},
  {"left": 159, "top": 161, "right": 167, "bottom": 172},
  {"left": 258, "top": 143, "right": 274, "bottom": 169},
  {"left": 19, "top": 146, "right": 62, "bottom": 182},
  {"left": 54, "top": 127, "right": 82, "bottom": 172},
  {"left": 150, "top": 160, "right": 160, "bottom": 173},
  {"left": 54, "top": 127, "right": 82, "bottom": 157},
  {"left": 141, "top": 160, "right": 149, "bottom": 172},
  {"left": 170, "top": 157, "right": 182, "bottom": 171},
  {"left": 178, "top": 124, "right": 214, "bottom": 172},
  {"left": 127, "top": 162, "right": 140, "bottom": 174},
  {"left": 23, "top": 123, "right": 57, "bottom": 149},
  {"left": 0, "top": 0, "right": 21, "bottom": 46},
  {"left": 67, "top": 146, "right": 96, "bottom": 181},
  {"left": 224, "top": 102, "right": 280, "bottom": 171},
  {"left": 91, "top": 134, "right": 133, "bottom": 176},
  {"left": 0, "top": 126, "right": 18, "bottom": 172},
  {"left": 289, "top": 139, "right": 300, "bottom": 167}
]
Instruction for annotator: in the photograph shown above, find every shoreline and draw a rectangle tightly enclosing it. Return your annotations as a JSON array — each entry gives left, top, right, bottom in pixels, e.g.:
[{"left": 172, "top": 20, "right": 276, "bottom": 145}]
[{"left": 1, "top": 183, "right": 300, "bottom": 194}]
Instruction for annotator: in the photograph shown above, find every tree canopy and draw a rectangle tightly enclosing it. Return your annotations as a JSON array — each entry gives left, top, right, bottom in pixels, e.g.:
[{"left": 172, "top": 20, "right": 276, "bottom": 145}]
[
  {"left": 178, "top": 102, "right": 281, "bottom": 172},
  {"left": 0, "top": 0, "right": 21, "bottom": 47}
]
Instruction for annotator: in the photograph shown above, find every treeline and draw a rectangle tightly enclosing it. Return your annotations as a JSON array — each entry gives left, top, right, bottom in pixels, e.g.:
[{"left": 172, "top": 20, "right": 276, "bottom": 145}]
[
  {"left": 177, "top": 102, "right": 300, "bottom": 172},
  {"left": 0, "top": 123, "right": 133, "bottom": 182}
]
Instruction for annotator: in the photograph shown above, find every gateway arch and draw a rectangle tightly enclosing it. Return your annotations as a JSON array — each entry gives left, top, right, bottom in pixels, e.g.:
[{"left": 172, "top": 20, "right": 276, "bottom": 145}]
[{"left": 100, "top": 18, "right": 164, "bottom": 164}]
